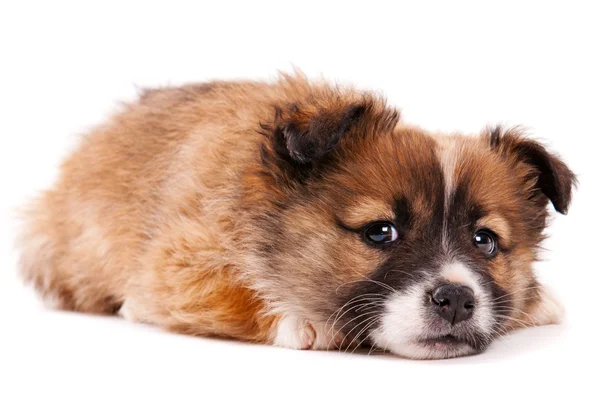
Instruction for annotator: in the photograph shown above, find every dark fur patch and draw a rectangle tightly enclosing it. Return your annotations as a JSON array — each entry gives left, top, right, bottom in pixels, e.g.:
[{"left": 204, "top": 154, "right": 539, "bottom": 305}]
[
  {"left": 258, "top": 94, "right": 399, "bottom": 187},
  {"left": 513, "top": 140, "right": 575, "bottom": 214},
  {"left": 393, "top": 196, "right": 412, "bottom": 233},
  {"left": 274, "top": 103, "right": 366, "bottom": 164},
  {"left": 489, "top": 125, "right": 502, "bottom": 149},
  {"left": 489, "top": 127, "right": 577, "bottom": 214}
]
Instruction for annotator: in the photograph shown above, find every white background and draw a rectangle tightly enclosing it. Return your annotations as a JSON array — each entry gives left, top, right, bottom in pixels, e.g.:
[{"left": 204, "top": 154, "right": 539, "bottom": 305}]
[{"left": 1, "top": 1, "right": 599, "bottom": 400}]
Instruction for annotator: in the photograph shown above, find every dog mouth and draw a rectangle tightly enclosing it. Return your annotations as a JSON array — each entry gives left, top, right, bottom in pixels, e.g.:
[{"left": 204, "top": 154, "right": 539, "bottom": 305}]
[{"left": 417, "top": 334, "right": 472, "bottom": 349}]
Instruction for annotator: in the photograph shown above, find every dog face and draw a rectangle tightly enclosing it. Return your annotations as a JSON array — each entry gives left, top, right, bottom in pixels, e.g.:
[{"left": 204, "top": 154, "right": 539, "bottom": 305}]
[{"left": 251, "top": 93, "right": 575, "bottom": 359}]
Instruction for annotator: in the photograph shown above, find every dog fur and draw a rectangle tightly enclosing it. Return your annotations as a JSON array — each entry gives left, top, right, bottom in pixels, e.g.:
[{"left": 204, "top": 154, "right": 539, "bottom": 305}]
[{"left": 17, "top": 74, "right": 576, "bottom": 358}]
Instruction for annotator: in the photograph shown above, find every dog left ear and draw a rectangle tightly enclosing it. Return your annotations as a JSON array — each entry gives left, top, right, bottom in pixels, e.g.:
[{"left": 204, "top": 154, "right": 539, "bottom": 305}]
[
  {"left": 489, "top": 127, "right": 577, "bottom": 214},
  {"left": 260, "top": 97, "right": 399, "bottom": 185}
]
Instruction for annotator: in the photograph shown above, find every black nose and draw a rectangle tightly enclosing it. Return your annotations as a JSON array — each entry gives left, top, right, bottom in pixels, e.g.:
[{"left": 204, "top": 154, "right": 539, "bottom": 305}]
[{"left": 431, "top": 284, "right": 475, "bottom": 325}]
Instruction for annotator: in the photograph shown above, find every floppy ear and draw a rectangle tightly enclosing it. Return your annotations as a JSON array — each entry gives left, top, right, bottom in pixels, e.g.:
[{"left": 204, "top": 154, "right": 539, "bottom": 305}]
[
  {"left": 489, "top": 126, "right": 577, "bottom": 214},
  {"left": 259, "top": 97, "right": 398, "bottom": 184},
  {"left": 273, "top": 103, "right": 368, "bottom": 164}
]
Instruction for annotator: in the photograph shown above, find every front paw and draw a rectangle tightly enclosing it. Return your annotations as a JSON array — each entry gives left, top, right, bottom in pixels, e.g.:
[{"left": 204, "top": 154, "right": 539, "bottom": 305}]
[
  {"left": 528, "top": 285, "right": 565, "bottom": 325},
  {"left": 272, "top": 315, "right": 346, "bottom": 350}
]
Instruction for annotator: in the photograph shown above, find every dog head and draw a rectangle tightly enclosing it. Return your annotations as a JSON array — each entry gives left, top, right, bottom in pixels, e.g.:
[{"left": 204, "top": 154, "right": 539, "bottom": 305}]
[{"left": 249, "top": 81, "right": 575, "bottom": 359}]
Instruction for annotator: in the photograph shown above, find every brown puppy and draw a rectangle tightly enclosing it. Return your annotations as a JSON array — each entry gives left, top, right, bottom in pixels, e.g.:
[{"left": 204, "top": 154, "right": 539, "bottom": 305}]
[{"left": 17, "top": 74, "right": 575, "bottom": 359}]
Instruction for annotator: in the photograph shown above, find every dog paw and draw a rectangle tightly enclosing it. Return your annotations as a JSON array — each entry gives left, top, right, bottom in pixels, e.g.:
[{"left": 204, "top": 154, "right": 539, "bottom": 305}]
[
  {"left": 272, "top": 315, "right": 316, "bottom": 350},
  {"left": 118, "top": 298, "right": 150, "bottom": 323},
  {"left": 529, "top": 285, "right": 565, "bottom": 325},
  {"left": 272, "top": 315, "right": 346, "bottom": 350}
]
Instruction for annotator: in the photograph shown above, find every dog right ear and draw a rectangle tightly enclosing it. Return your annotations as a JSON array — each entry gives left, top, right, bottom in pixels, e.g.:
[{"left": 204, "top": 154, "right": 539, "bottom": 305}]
[{"left": 488, "top": 126, "right": 577, "bottom": 214}]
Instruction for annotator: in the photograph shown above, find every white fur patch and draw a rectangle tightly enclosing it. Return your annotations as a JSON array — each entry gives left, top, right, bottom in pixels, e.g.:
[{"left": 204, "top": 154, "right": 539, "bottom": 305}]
[
  {"left": 434, "top": 135, "right": 463, "bottom": 251},
  {"left": 529, "top": 285, "right": 565, "bottom": 325},
  {"left": 370, "top": 284, "right": 427, "bottom": 350},
  {"left": 272, "top": 315, "right": 315, "bottom": 350},
  {"left": 370, "top": 283, "right": 474, "bottom": 359},
  {"left": 436, "top": 136, "right": 461, "bottom": 204},
  {"left": 440, "top": 262, "right": 482, "bottom": 295},
  {"left": 118, "top": 299, "right": 149, "bottom": 323},
  {"left": 370, "top": 265, "right": 496, "bottom": 359}
]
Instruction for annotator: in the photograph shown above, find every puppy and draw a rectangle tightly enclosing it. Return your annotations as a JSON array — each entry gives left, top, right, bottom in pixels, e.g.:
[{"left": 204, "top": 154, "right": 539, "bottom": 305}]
[{"left": 17, "top": 74, "right": 576, "bottom": 359}]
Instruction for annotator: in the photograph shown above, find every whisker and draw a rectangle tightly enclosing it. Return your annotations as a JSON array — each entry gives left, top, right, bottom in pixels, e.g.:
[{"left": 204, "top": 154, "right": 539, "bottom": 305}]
[
  {"left": 325, "top": 293, "right": 386, "bottom": 335},
  {"left": 494, "top": 306, "right": 541, "bottom": 325},
  {"left": 348, "top": 318, "right": 381, "bottom": 354},
  {"left": 494, "top": 313, "right": 531, "bottom": 328},
  {"left": 493, "top": 295, "right": 539, "bottom": 305},
  {"left": 336, "top": 311, "right": 383, "bottom": 352},
  {"left": 343, "top": 315, "right": 380, "bottom": 353},
  {"left": 326, "top": 298, "right": 386, "bottom": 350},
  {"left": 355, "top": 302, "right": 385, "bottom": 312},
  {"left": 383, "top": 269, "right": 417, "bottom": 281},
  {"left": 327, "top": 298, "right": 383, "bottom": 336},
  {"left": 487, "top": 326, "right": 509, "bottom": 347},
  {"left": 335, "top": 278, "right": 394, "bottom": 295},
  {"left": 478, "top": 279, "right": 497, "bottom": 288},
  {"left": 368, "top": 340, "right": 383, "bottom": 355},
  {"left": 492, "top": 286, "right": 541, "bottom": 302},
  {"left": 357, "top": 274, "right": 395, "bottom": 293}
]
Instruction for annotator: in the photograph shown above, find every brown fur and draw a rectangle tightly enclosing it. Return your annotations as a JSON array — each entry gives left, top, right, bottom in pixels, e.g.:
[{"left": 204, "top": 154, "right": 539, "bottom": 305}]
[{"left": 17, "top": 74, "right": 575, "bottom": 353}]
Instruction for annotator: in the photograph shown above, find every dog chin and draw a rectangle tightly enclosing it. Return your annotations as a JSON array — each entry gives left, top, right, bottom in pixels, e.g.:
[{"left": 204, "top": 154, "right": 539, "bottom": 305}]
[{"left": 379, "top": 337, "right": 480, "bottom": 360}]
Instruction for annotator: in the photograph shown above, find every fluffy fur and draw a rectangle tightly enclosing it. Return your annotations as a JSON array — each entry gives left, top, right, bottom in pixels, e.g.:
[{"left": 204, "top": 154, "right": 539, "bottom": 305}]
[{"left": 17, "top": 74, "right": 576, "bottom": 359}]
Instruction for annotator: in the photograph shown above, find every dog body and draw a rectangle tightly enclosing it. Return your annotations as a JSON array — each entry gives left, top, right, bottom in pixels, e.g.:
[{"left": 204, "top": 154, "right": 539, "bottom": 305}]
[{"left": 18, "top": 75, "right": 575, "bottom": 359}]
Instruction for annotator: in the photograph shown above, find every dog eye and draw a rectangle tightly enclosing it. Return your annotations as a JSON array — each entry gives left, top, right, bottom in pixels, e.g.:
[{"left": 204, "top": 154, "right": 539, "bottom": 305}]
[
  {"left": 473, "top": 230, "right": 497, "bottom": 256},
  {"left": 364, "top": 222, "right": 399, "bottom": 244}
]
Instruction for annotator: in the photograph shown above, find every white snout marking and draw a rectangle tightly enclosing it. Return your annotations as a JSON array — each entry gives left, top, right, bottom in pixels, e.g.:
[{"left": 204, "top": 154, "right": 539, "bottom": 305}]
[
  {"left": 370, "top": 263, "right": 496, "bottom": 359},
  {"left": 371, "top": 282, "right": 476, "bottom": 359},
  {"left": 440, "top": 262, "right": 482, "bottom": 294},
  {"left": 370, "top": 283, "right": 441, "bottom": 359},
  {"left": 440, "top": 261, "right": 494, "bottom": 330}
]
